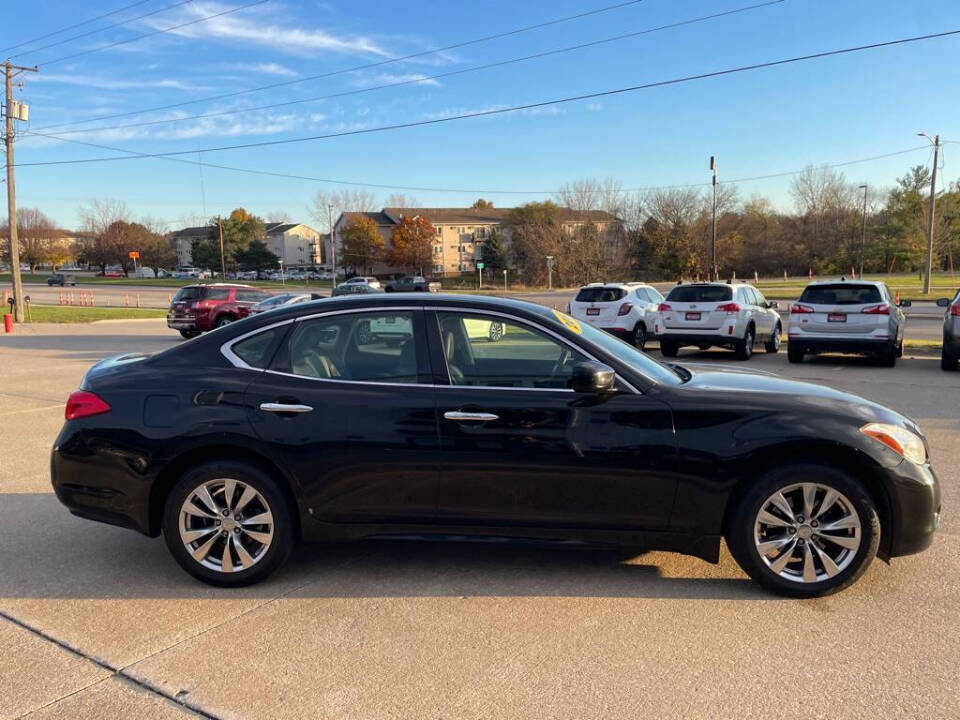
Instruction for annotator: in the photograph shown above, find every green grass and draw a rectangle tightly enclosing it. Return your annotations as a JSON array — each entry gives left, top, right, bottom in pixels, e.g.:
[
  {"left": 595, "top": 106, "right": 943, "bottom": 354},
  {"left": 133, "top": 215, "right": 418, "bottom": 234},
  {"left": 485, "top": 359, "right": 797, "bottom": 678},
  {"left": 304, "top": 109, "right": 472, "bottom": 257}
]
[
  {"left": 757, "top": 272, "right": 960, "bottom": 301},
  {"left": 19, "top": 305, "right": 167, "bottom": 323}
]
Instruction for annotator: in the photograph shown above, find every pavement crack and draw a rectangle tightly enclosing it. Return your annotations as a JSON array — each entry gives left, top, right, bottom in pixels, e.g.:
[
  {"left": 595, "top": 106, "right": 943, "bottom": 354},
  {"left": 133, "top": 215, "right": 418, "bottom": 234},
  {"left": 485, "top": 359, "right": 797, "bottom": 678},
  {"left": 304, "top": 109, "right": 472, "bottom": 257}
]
[{"left": 0, "top": 610, "right": 221, "bottom": 720}]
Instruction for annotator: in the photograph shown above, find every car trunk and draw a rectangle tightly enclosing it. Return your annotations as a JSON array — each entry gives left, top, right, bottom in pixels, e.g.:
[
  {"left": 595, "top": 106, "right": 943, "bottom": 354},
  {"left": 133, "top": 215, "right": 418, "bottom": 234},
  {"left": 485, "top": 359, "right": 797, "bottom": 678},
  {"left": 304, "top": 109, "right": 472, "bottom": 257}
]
[
  {"left": 571, "top": 287, "right": 626, "bottom": 325},
  {"left": 796, "top": 284, "right": 886, "bottom": 334},
  {"left": 662, "top": 286, "right": 732, "bottom": 330}
]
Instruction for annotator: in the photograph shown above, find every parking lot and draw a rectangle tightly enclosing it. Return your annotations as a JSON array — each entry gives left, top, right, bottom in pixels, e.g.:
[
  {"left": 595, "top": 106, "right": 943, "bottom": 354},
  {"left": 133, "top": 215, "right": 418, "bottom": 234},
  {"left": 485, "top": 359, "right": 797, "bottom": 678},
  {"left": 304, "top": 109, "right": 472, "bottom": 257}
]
[{"left": 1, "top": 319, "right": 957, "bottom": 719}]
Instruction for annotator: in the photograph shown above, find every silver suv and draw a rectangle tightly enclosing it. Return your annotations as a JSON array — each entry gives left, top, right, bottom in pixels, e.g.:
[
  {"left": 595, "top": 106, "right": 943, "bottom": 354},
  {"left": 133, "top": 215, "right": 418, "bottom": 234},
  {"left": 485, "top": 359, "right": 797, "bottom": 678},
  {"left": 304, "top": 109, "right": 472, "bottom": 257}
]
[
  {"left": 787, "top": 280, "right": 908, "bottom": 366},
  {"left": 655, "top": 282, "right": 781, "bottom": 360},
  {"left": 569, "top": 282, "right": 664, "bottom": 349}
]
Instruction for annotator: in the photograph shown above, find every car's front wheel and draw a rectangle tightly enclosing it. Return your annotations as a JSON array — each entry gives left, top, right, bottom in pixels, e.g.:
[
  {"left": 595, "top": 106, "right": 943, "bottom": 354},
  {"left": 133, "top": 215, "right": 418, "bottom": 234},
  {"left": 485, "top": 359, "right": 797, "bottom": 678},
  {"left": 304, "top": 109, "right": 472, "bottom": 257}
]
[
  {"left": 632, "top": 323, "right": 647, "bottom": 350},
  {"left": 163, "top": 461, "right": 294, "bottom": 587},
  {"left": 179, "top": 329, "right": 200, "bottom": 339},
  {"left": 215, "top": 315, "right": 235, "bottom": 328},
  {"left": 735, "top": 327, "right": 754, "bottom": 360},
  {"left": 764, "top": 323, "right": 782, "bottom": 353},
  {"left": 726, "top": 462, "right": 880, "bottom": 597},
  {"left": 660, "top": 340, "right": 678, "bottom": 357}
]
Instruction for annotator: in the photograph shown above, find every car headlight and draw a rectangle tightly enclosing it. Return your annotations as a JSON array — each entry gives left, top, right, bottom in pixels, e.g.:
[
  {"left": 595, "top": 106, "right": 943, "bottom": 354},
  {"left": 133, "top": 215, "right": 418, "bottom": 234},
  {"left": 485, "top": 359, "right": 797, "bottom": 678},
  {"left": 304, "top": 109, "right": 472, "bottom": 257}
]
[{"left": 860, "top": 423, "right": 927, "bottom": 465}]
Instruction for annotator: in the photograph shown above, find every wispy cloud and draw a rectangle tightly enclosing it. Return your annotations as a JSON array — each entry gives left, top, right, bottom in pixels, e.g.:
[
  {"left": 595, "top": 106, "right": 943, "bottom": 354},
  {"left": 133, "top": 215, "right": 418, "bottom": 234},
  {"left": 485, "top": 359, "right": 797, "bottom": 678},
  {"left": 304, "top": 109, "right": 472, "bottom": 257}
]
[
  {"left": 147, "top": 3, "right": 388, "bottom": 57},
  {"left": 228, "top": 62, "right": 299, "bottom": 77},
  {"left": 352, "top": 72, "right": 440, "bottom": 88},
  {"left": 33, "top": 73, "right": 210, "bottom": 92}
]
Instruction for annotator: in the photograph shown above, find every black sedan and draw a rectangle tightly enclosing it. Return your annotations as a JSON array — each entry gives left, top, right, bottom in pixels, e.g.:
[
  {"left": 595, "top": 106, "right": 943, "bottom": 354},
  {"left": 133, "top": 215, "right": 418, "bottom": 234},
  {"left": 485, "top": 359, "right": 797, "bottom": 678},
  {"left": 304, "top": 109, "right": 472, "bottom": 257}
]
[{"left": 51, "top": 294, "right": 940, "bottom": 597}]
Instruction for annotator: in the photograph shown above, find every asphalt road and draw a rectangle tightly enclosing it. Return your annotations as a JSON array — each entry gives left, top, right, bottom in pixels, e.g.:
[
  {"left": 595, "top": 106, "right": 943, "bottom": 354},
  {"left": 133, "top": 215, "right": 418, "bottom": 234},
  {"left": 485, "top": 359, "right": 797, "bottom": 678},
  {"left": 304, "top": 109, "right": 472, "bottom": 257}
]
[
  {"left": 18, "top": 281, "right": 949, "bottom": 342},
  {"left": 1, "top": 320, "right": 957, "bottom": 719}
]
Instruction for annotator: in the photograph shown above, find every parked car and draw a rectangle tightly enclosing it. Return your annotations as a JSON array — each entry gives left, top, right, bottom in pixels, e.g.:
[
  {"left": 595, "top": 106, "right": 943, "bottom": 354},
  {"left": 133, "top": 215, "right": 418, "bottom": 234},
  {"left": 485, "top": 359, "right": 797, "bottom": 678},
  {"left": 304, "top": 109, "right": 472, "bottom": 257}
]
[
  {"left": 331, "top": 283, "right": 384, "bottom": 297},
  {"left": 166, "top": 284, "right": 273, "bottom": 338},
  {"left": 384, "top": 276, "right": 441, "bottom": 293},
  {"left": 787, "top": 280, "right": 909, "bottom": 366},
  {"left": 343, "top": 276, "right": 382, "bottom": 289},
  {"left": 569, "top": 282, "right": 664, "bottom": 350},
  {"left": 97, "top": 269, "right": 125, "bottom": 278},
  {"left": 250, "top": 293, "right": 312, "bottom": 315},
  {"left": 936, "top": 292, "right": 960, "bottom": 371},
  {"left": 655, "top": 282, "right": 781, "bottom": 359},
  {"left": 46, "top": 272, "right": 76, "bottom": 287},
  {"left": 52, "top": 295, "right": 939, "bottom": 597}
]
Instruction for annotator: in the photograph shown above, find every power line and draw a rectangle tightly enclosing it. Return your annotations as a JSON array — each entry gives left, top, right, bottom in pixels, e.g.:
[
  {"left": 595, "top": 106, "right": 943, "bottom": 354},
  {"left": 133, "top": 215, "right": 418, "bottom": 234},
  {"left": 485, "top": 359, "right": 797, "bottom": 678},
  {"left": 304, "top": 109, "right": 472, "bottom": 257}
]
[
  {"left": 24, "top": 128, "right": 936, "bottom": 195},
  {"left": 10, "top": 0, "right": 197, "bottom": 61},
  {"left": 41, "top": 0, "right": 784, "bottom": 137},
  {"left": 17, "top": 28, "right": 960, "bottom": 166},
  {"left": 31, "top": 0, "right": 647, "bottom": 131},
  {"left": 0, "top": 0, "right": 156, "bottom": 55},
  {"left": 39, "top": 0, "right": 269, "bottom": 68}
]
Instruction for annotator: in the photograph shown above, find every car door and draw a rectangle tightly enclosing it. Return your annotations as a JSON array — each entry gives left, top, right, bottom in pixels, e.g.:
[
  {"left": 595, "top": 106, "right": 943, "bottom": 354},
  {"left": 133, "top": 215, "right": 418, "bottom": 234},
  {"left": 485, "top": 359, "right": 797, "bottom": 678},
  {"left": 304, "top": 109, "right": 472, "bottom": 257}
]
[
  {"left": 745, "top": 287, "right": 772, "bottom": 339},
  {"left": 242, "top": 307, "right": 441, "bottom": 524},
  {"left": 427, "top": 309, "right": 678, "bottom": 529}
]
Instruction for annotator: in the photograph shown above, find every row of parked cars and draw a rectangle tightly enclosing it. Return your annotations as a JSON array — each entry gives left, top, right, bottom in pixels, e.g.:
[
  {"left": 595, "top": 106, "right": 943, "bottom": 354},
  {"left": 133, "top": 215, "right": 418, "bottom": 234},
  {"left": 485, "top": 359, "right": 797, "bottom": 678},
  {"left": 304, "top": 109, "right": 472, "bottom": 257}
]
[{"left": 570, "top": 278, "right": 923, "bottom": 368}]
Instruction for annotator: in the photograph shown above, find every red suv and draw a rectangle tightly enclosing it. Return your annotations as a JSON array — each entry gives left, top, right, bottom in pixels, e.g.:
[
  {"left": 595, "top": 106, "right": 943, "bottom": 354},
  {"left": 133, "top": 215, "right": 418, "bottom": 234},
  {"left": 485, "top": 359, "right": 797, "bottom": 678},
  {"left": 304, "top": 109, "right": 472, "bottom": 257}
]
[{"left": 167, "top": 284, "right": 273, "bottom": 338}]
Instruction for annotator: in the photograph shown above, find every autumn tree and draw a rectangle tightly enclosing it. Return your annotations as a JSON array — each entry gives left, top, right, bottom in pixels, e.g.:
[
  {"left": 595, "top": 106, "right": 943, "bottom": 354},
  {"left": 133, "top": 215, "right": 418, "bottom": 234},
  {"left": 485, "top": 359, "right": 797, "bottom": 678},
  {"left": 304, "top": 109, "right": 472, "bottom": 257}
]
[
  {"left": 77, "top": 199, "right": 130, "bottom": 273},
  {"left": 479, "top": 228, "right": 507, "bottom": 271},
  {"left": 504, "top": 202, "right": 564, "bottom": 285},
  {"left": 339, "top": 215, "right": 385, "bottom": 274},
  {"left": 471, "top": 198, "right": 494, "bottom": 209},
  {"left": 385, "top": 193, "right": 419, "bottom": 209},
  {"left": 0, "top": 208, "right": 65, "bottom": 270},
  {"left": 388, "top": 215, "right": 436, "bottom": 274},
  {"left": 193, "top": 208, "right": 267, "bottom": 274}
]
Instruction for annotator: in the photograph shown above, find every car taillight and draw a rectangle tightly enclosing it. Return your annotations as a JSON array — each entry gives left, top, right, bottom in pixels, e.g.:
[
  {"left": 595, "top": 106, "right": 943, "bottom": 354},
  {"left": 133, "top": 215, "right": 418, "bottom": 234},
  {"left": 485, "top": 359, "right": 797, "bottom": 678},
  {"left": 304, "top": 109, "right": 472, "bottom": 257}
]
[
  {"left": 617, "top": 302, "right": 633, "bottom": 316},
  {"left": 65, "top": 390, "right": 111, "bottom": 420},
  {"left": 861, "top": 304, "right": 891, "bottom": 315},
  {"left": 951, "top": 305, "right": 960, "bottom": 316},
  {"left": 658, "top": 303, "right": 672, "bottom": 312},
  {"left": 791, "top": 304, "right": 814, "bottom": 313},
  {"left": 717, "top": 303, "right": 740, "bottom": 313}
]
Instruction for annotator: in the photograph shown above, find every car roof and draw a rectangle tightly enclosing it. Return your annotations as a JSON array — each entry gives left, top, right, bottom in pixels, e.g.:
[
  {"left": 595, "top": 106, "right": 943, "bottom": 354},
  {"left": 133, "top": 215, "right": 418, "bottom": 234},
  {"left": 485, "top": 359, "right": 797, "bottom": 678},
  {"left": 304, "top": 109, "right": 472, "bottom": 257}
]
[
  {"left": 802, "top": 278, "right": 884, "bottom": 287},
  {"left": 578, "top": 281, "right": 654, "bottom": 289}
]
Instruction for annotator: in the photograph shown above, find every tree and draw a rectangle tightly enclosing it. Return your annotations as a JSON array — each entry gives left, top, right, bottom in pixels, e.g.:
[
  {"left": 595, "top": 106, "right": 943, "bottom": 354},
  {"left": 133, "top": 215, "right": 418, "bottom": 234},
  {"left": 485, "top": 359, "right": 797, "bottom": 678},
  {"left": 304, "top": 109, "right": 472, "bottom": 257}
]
[
  {"left": 77, "top": 199, "right": 129, "bottom": 273},
  {"left": 472, "top": 198, "right": 494, "bottom": 209},
  {"left": 388, "top": 215, "right": 435, "bottom": 274},
  {"left": 0, "top": 208, "right": 64, "bottom": 270},
  {"left": 339, "top": 215, "right": 385, "bottom": 273},
  {"left": 385, "top": 193, "right": 419, "bottom": 209},
  {"left": 311, "top": 189, "right": 379, "bottom": 234},
  {"left": 193, "top": 208, "right": 266, "bottom": 274},
  {"left": 504, "top": 201, "right": 564, "bottom": 285},
  {"left": 137, "top": 227, "right": 178, "bottom": 271},
  {"left": 236, "top": 240, "right": 280, "bottom": 277},
  {"left": 479, "top": 228, "right": 507, "bottom": 271}
]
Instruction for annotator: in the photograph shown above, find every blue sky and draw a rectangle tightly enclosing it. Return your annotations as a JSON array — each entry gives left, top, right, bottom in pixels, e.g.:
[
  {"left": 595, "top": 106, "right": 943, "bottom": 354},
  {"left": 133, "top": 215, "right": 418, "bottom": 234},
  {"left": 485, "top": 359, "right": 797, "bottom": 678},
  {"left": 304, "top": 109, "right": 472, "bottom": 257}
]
[{"left": 5, "top": 0, "right": 960, "bottom": 230}]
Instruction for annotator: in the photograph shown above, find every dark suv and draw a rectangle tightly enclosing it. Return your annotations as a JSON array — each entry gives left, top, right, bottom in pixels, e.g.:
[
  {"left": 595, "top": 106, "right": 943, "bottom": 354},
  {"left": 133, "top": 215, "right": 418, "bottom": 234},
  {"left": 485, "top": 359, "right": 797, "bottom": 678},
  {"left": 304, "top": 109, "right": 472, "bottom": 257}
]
[
  {"left": 937, "top": 291, "right": 960, "bottom": 371},
  {"left": 166, "top": 284, "right": 272, "bottom": 338}
]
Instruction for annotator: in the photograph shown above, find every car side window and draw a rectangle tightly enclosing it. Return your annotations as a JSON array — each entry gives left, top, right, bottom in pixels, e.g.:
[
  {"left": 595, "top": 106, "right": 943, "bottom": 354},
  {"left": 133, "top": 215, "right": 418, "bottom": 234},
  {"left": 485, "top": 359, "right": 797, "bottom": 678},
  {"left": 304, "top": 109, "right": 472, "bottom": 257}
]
[
  {"left": 634, "top": 288, "right": 649, "bottom": 303},
  {"left": 203, "top": 288, "right": 230, "bottom": 301},
  {"left": 754, "top": 288, "right": 768, "bottom": 307},
  {"left": 647, "top": 287, "right": 664, "bottom": 303},
  {"left": 232, "top": 326, "right": 285, "bottom": 368},
  {"left": 436, "top": 312, "right": 588, "bottom": 389},
  {"left": 284, "top": 311, "right": 419, "bottom": 383}
]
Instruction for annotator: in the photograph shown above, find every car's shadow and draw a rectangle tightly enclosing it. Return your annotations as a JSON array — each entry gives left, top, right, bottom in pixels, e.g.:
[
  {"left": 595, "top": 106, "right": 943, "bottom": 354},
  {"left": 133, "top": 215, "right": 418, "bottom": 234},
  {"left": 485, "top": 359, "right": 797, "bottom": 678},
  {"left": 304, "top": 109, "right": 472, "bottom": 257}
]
[{"left": 0, "top": 493, "right": 773, "bottom": 601}]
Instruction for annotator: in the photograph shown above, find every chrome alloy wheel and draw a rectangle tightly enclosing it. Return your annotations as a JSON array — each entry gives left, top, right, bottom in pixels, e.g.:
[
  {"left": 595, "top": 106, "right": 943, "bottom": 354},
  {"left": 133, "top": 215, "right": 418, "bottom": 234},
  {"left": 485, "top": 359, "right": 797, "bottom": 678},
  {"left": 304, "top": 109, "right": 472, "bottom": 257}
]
[
  {"left": 178, "top": 478, "right": 274, "bottom": 573},
  {"left": 753, "top": 482, "right": 861, "bottom": 583}
]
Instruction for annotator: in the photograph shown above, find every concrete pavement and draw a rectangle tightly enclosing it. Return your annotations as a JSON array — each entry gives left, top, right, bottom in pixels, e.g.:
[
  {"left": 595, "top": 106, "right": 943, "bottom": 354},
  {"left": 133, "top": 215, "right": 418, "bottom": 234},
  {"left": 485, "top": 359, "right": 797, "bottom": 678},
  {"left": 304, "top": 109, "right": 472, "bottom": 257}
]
[{"left": 0, "top": 321, "right": 957, "bottom": 719}]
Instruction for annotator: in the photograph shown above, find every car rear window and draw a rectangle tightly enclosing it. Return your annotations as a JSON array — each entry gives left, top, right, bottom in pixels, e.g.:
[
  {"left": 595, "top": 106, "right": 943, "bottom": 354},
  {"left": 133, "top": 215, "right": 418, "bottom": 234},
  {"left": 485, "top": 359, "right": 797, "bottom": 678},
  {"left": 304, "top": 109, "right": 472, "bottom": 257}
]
[
  {"left": 173, "top": 287, "right": 202, "bottom": 301},
  {"left": 799, "top": 284, "right": 881, "bottom": 305},
  {"left": 575, "top": 287, "right": 626, "bottom": 303},
  {"left": 666, "top": 285, "right": 733, "bottom": 302}
]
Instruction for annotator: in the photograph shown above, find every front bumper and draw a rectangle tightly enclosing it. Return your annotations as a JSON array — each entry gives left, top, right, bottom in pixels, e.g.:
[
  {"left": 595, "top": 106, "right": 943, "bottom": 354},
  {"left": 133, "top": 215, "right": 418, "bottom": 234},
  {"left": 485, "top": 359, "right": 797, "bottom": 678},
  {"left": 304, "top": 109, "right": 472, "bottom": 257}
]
[
  {"left": 787, "top": 334, "right": 894, "bottom": 354},
  {"left": 884, "top": 459, "right": 940, "bottom": 558}
]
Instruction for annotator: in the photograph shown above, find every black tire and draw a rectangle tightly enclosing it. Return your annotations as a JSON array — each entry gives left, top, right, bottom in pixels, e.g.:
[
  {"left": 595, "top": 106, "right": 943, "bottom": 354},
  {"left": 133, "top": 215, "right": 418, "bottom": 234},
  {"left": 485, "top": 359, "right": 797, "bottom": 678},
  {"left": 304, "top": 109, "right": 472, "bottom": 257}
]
[
  {"left": 941, "top": 346, "right": 958, "bottom": 371},
  {"left": 632, "top": 323, "right": 647, "bottom": 351},
  {"left": 725, "top": 462, "right": 880, "bottom": 598},
  {"left": 734, "top": 326, "right": 754, "bottom": 360},
  {"left": 215, "top": 314, "right": 235, "bottom": 328},
  {"left": 660, "top": 340, "right": 679, "bottom": 358},
  {"left": 162, "top": 460, "right": 295, "bottom": 587},
  {"left": 877, "top": 344, "right": 897, "bottom": 367},
  {"left": 179, "top": 329, "right": 200, "bottom": 339},
  {"left": 764, "top": 323, "right": 782, "bottom": 353},
  {"left": 787, "top": 344, "right": 804, "bottom": 364}
]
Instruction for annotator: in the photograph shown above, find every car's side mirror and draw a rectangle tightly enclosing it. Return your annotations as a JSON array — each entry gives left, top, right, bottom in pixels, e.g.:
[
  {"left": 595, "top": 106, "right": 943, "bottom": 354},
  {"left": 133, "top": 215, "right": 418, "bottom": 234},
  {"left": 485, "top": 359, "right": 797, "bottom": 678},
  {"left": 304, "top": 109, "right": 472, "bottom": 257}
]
[
  {"left": 570, "top": 361, "right": 616, "bottom": 394},
  {"left": 767, "top": 301, "right": 779, "bottom": 310},
  {"left": 898, "top": 299, "right": 912, "bottom": 308},
  {"left": 936, "top": 298, "right": 951, "bottom": 308}
]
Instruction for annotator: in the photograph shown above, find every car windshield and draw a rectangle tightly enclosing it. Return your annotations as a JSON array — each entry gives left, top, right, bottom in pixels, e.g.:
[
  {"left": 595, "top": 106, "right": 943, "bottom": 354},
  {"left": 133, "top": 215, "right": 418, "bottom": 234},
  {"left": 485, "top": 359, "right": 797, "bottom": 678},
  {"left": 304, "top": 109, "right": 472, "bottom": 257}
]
[
  {"left": 569, "top": 314, "right": 684, "bottom": 386},
  {"left": 799, "top": 284, "right": 882, "bottom": 305},
  {"left": 574, "top": 287, "right": 625, "bottom": 303},
  {"left": 173, "top": 287, "right": 202, "bottom": 301},
  {"left": 666, "top": 285, "right": 733, "bottom": 302}
]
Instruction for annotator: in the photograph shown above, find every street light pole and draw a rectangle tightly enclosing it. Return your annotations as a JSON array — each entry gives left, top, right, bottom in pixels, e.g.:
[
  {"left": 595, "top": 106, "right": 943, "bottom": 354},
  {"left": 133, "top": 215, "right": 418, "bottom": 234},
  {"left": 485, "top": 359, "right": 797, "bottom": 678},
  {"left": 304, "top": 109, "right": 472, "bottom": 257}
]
[
  {"left": 709, "top": 156, "right": 718, "bottom": 282},
  {"left": 858, "top": 184, "right": 868, "bottom": 279},
  {"left": 917, "top": 133, "right": 940, "bottom": 294},
  {"left": 327, "top": 204, "right": 336, "bottom": 287}
]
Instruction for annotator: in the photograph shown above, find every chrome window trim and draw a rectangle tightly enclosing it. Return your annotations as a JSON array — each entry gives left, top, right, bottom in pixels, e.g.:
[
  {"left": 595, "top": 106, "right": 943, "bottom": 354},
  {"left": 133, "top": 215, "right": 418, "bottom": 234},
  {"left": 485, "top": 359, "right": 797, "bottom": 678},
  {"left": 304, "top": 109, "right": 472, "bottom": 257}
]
[{"left": 220, "top": 319, "right": 295, "bottom": 370}]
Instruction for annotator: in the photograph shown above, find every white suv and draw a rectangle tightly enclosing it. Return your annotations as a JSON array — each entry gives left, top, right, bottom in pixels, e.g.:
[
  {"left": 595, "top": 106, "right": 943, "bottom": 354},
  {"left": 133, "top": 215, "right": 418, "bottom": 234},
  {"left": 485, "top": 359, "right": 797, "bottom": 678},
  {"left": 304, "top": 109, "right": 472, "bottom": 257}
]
[
  {"left": 569, "top": 282, "right": 665, "bottom": 349},
  {"left": 343, "top": 276, "right": 382, "bottom": 289},
  {"left": 787, "top": 280, "right": 907, "bottom": 366},
  {"left": 655, "top": 282, "right": 781, "bottom": 360}
]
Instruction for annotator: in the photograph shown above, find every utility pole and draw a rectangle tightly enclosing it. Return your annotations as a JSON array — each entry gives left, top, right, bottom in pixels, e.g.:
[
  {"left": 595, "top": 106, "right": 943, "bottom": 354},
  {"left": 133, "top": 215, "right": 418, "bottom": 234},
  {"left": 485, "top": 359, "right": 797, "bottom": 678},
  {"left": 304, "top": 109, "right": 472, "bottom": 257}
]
[
  {"left": 327, "top": 204, "right": 336, "bottom": 287},
  {"left": 918, "top": 133, "right": 940, "bottom": 294},
  {"left": 710, "top": 155, "right": 718, "bottom": 282},
  {"left": 217, "top": 215, "right": 226, "bottom": 279},
  {"left": 4, "top": 61, "right": 37, "bottom": 323},
  {"left": 858, "top": 184, "right": 868, "bottom": 279}
]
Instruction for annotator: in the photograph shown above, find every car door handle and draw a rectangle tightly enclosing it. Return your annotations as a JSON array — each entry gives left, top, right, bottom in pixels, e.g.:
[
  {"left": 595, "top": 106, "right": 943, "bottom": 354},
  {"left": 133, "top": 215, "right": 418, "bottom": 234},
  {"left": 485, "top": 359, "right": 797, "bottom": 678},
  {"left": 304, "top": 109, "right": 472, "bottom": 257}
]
[
  {"left": 260, "top": 402, "right": 314, "bottom": 414},
  {"left": 444, "top": 411, "right": 499, "bottom": 422}
]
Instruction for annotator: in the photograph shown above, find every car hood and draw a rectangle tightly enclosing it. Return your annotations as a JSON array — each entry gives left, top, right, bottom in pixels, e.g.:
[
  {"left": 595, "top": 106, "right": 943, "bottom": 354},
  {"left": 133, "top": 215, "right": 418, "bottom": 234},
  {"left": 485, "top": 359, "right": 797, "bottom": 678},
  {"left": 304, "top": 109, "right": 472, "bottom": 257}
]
[{"left": 678, "top": 364, "right": 920, "bottom": 432}]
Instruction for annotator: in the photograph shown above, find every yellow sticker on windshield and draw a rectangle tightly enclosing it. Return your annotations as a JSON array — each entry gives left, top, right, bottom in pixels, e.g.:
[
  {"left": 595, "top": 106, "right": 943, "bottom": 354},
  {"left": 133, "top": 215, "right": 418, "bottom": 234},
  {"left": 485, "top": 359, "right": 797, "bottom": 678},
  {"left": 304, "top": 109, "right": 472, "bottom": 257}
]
[{"left": 553, "top": 309, "right": 582, "bottom": 334}]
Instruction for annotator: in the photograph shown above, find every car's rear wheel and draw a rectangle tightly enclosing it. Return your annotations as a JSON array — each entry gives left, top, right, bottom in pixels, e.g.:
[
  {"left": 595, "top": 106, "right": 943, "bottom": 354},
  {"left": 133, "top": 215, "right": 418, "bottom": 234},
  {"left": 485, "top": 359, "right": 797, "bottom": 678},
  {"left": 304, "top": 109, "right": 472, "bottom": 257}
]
[
  {"left": 726, "top": 462, "right": 880, "bottom": 597},
  {"left": 735, "top": 327, "right": 754, "bottom": 360},
  {"left": 488, "top": 321, "right": 504, "bottom": 342},
  {"left": 787, "top": 344, "right": 804, "bottom": 363},
  {"left": 764, "top": 323, "right": 782, "bottom": 353},
  {"left": 215, "top": 315, "right": 235, "bottom": 328},
  {"left": 878, "top": 344, "right": 897, "bottom": 367},
  {"left": 632, "top": 323, "right": 647, "bottom": 350},
  {"left": 942, "top": 346, "right": 959, "bottom": 371},
  {"left": 179, "top": 329, "right": 200, "bottom": 339},
  {"left": 660, "top": 340, "right": 678, "bottom": 357},
  {"left": 163, "top": 461, "right": 294, "bottom": 587}
]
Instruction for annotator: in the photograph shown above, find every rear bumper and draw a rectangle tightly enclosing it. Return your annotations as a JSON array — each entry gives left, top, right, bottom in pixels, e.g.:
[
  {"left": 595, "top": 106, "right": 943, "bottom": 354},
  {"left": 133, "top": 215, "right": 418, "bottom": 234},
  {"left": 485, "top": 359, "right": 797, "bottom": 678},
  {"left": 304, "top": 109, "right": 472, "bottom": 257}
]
[
  {"left": 884, "top": 459, "right": 940, "bottom": 558},
  {"left": 166, "top": 318, "right": 196, "bottom": 330},
  {"left": 787, "top": 335, "right": 894, "bottom": 354},
  {"left": 656, "top": 331, "right": 739, "bottom": 347}
]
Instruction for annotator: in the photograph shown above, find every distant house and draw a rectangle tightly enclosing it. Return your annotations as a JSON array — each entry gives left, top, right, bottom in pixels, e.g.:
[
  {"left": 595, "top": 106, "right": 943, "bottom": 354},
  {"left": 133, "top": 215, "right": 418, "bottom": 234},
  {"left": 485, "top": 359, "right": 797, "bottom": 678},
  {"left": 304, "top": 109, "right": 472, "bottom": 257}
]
[
  {"left": 332, "top": 206, "right": 622, "bottom": 277},
  {"left": 264, "top": 222, "right": 324, "bottom": 268},
  {"left": 167, "top": 226, "right": 208, "bottom": 267}
]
